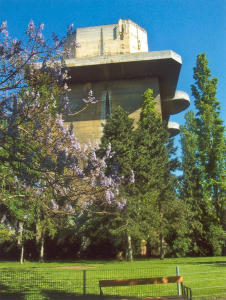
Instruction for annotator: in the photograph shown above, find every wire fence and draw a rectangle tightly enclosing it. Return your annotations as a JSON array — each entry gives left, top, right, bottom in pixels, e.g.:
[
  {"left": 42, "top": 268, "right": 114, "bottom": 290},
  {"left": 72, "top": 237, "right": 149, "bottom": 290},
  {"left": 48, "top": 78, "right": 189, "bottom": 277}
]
[
  {"left": 179, "top": 263, "right": 226, "bottom": 299},
  {"left": 0, "top": 263, "right": 225, "bottom": 299}
]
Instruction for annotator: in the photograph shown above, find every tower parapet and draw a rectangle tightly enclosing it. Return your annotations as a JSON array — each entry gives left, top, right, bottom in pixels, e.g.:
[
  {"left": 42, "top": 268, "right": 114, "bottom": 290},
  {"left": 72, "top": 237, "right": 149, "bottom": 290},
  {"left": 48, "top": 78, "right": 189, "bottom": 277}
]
[{"left": 65, "top": 19, "right": 148, "bottom": 59}]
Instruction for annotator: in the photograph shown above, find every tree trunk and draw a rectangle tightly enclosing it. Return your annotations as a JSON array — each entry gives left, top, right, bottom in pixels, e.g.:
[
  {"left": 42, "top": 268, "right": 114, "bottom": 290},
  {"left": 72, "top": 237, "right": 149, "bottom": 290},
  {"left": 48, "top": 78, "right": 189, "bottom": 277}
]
[
  {"left": 126, "top": 231, "right": 133, "bottom": 261},
  {"left": 39, "top": 235, "right": 45, "bottom": 262},
  {"left": 18, "top": 222, "right": 24, "bottom": 264},
  {"left": 159, "top": 233, "right": 164, "bottom": 260},
  {"left": 20, "top": 243, "right": 24, "bottom": 264}
]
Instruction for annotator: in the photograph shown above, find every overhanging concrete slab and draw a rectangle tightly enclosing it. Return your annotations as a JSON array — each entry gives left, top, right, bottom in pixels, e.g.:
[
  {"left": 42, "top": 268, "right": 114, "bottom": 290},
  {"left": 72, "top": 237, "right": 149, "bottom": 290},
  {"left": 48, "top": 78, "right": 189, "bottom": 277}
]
[
  {"left": 168, "top": 121, "right": 180, "bottom": 137},
  {"left": 66, "top": 50, "right": 182, "bottom": 100},
  {"left": 163, "top": 90, "right": 190, "bottom": 115}
]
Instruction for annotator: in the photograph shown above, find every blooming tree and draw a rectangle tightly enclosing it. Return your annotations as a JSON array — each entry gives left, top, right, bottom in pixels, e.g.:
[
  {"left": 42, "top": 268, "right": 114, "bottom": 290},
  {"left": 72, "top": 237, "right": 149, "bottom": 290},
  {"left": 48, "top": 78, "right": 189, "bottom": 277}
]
[{"left": 0, "top": 20, "right": 126, "bottom": 262}]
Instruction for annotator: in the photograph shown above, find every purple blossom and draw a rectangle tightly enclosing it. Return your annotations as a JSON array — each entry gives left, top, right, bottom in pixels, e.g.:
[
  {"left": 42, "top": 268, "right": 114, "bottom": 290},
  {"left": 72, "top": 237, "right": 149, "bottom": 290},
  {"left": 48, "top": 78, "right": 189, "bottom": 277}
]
[
  {"left": 36, "top": 31, "right": 44, "bottom": 44},
  {"left": 117, "top": 198, "right": 127, "bottom": 210},
  {"left": 74, "top": 140, "right": 81, "bottom": 151},
  {"left": 83, "top": 143, "right": 88, "bottom": 152},
  {"left": 51, "top": 199, "right": 59, "bottom": 210},
  {"left": 90, "top": 176, "right": 96, "bottom": 187},
  {"left": 91, "top": 151, "right": 97, "bottom": 161},
  {"left": 46, "top": 130, "right": 52, "bottom": 143},
  {"left": 105, "top": 190, "right": 111, "bottom": 204},
  {"left": 0, "top": 21, "right": 8, "bottom": 37},
  {"left": 26, "top": 19, "right": 35, "bottom": 36},
  {"left": 64, "top": 83, "right": 70, "bottom": 91},
  {"left": 82, "top": 201, "right": 90, "bottom": 210},
  {"left": 83, "top": 90, "right": 98, "bottom": 104},
  {"left": 106, "top": 143, "right": 111, "bottom": 157},
  {"left": 99, "top": 159, "right": 106, "bottom": 169},
  {"left": 1, "top": 215, "right": 6, "bottom": 224},
  {"left": 39, "top": 23, "right": 44, "bottom": 31},
  {"left": 72, "top": 165, "right": 83, "bottom": 176},
  {"left": 130, "top": 170, "right": 135, "bottom": 183},
  {"left": 67, "top": 24, "right": 74, "bottom": 33},
  {"left": 0, "top": 20, "right": 127, "bottom": 223},
  {"left": 55, "top": 114, "right": 64, "bottom": 127},
  {"left": 0, "top": 21, "right": 7, "bottom": 31},
  {"left": 65, "top": 204, "right": 74, "bottom": 213}
]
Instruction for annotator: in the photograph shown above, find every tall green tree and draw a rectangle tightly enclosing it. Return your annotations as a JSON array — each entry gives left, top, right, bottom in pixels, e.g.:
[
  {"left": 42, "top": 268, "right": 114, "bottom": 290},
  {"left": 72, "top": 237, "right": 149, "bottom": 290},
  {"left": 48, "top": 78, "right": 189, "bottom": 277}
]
[
  {"left": 99, "top": 106, "right": 136, "bottom": 261},
  {"left": 133, "top": 89, "right": 180, "bottom": 259},
  {"left": 180, "top": 111, "right": 210, "bottom": 255},
  {"left": 192, "top": 54, "right": 225, "bottom": 223},
  {"left": 0, "top": 20, "right": 125, "bottom": 262},
  {"left": 100, "top": 106, "right": 134, "bottom": 180},
  {"left": 99, "top": 91, "right": 183, "bottom": 260},
  {"left": 181, "top": 53, "right": 226, "bottom": 255}
]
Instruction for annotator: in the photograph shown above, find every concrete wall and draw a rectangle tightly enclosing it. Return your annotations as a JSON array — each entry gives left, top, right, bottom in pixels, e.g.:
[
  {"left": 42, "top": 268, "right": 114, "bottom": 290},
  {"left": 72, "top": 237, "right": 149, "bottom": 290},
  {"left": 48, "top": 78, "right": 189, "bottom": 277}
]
[
  {"left": 65, "top": 19, "right": 148, "bottom": 59},
  {"left": 65, "top": 77, "right": 161, "bottom": 143}
]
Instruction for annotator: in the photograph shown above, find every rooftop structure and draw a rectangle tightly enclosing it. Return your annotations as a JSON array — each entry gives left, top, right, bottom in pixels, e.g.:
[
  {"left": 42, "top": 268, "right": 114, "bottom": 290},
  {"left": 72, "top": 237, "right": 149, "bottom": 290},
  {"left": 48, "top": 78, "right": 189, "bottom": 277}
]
[{"left": 64, "top": 19, "right": 190, "bottom": 143}]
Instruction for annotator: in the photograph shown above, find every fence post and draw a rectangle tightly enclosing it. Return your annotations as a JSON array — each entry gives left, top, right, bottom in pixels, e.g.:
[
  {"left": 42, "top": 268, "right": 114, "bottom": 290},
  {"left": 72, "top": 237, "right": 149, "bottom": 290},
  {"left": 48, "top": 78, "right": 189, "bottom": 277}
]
[
  {"left": 176, "top": 265, "right": 181, "bottom": 296},
  {"left": 83, "top": 270, "right": 86, "bottom": 295}
]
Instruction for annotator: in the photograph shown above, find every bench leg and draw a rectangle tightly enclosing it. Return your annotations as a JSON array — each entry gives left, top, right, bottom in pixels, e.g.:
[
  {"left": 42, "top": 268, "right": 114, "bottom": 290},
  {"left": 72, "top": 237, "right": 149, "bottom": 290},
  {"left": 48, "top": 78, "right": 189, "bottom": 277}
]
[{"left": 100, "top": 286, "right": 103, "bottom": 296}]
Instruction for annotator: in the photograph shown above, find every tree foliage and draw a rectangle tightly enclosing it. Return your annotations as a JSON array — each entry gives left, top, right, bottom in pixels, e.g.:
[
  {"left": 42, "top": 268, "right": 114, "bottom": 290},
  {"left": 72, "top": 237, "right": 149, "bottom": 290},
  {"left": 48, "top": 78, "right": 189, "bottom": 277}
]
[
  {"left": 0, "top": 20, "right": 125, "bottom": 262},
  {"left": 181, "top": 53, "right": 226, "bottom": 256},
  {"left": 99, "top": 90, "right": 182, "bottom": 260}
]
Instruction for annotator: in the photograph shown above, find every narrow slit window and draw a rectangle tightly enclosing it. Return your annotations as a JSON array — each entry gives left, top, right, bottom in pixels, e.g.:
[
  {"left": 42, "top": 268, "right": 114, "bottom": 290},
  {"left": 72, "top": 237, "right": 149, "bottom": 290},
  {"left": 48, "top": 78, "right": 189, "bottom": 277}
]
[{"left": 105, "top": 91, "right": 111, "bottom": 117}]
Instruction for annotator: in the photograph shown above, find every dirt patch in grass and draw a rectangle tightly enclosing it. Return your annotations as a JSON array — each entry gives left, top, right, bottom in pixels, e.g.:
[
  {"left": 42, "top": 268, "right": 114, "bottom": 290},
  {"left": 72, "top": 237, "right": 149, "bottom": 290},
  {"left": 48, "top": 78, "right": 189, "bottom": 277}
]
[{"left": 55, "top": 265, "right": 96, "bottom": 270}]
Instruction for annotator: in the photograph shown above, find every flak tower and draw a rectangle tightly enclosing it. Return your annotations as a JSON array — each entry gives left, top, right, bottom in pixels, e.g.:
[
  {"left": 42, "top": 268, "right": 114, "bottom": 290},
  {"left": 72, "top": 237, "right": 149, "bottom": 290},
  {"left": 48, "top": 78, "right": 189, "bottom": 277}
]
[{"left": 65, "top": 19, "right": 190, "bottom": 143}]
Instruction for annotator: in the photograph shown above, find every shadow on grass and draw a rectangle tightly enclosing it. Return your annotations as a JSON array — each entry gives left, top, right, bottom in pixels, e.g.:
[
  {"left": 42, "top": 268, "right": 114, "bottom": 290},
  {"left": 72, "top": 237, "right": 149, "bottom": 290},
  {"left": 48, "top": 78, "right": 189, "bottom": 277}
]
[
  {"left": 42, "top": 291, "right": 141, "bottom": 299},
  {"left": 180, "top": 260, "right": 226, "bottom": 266},
  {"left": 0, "top": 293, "right": 25, "bottom": 299},
  {"left": 0, "top": 291, "right": 142, "bottom": 300}
]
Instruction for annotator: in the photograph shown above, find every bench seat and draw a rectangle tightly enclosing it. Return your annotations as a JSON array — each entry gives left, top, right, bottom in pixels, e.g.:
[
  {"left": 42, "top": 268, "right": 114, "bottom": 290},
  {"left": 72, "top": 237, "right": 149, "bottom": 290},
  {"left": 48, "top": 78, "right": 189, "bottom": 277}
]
[{"left": 99, "top": 276, "right": 192, "bottom": 300}]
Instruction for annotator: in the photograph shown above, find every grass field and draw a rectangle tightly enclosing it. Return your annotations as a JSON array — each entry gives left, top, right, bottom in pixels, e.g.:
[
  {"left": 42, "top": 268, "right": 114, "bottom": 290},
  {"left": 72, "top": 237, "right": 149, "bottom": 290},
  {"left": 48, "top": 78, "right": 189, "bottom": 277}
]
[{"left": 0, "top": 256, "right": 225, "bottom": 299}]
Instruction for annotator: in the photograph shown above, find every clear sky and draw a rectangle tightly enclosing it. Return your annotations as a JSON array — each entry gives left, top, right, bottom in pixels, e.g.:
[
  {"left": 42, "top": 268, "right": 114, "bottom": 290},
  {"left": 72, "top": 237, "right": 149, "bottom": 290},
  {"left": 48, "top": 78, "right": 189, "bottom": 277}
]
[{"left": 1, "top": 0, "right": 225, "bottom": 135}]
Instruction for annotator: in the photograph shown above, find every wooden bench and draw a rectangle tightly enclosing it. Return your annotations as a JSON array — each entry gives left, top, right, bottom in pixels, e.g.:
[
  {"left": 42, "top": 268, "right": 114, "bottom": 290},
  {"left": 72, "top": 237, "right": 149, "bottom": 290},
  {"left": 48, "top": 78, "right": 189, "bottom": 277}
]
[{"left": 99, "top": 276, "right": 192, "bottom": 299}]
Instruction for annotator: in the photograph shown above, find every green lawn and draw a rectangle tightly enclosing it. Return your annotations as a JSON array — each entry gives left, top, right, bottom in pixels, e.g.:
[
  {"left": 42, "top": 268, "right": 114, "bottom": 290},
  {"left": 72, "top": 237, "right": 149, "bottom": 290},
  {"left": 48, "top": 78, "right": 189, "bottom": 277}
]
[{"left": 0, "top": 257, "right": 225, "bottom": 299}]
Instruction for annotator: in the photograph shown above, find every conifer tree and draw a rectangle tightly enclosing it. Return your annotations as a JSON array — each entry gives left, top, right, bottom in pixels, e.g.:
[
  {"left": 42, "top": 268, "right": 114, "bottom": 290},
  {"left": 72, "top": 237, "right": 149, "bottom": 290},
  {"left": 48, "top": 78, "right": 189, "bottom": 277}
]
[
  {"left": 100, "top": 106, "right": 134, "bottom": 180},
  {"left": 181, "top": 53, "right": 226, "bottom": 255},
  {"left": 100, "top": 92, "right": 182, "bottom": 259},
  {"left": 99, "top": 106, "right": 136, "bottom": 261},
  {"left": 180, "top": 111, "right": 209, "bottom": 255},
  {"left": 133, "top": 89, "right": 178, "bottom": 259},
  {"left": 192, "top": 54, "right": 225, "bottom": 223}
]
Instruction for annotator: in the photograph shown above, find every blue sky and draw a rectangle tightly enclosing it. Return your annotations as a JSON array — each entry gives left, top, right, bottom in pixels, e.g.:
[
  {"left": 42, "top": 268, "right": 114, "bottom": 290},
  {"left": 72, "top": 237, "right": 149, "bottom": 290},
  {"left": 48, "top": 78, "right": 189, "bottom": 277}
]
[{"left": 1, "top": 0, "right": 225, "bottom": 136}]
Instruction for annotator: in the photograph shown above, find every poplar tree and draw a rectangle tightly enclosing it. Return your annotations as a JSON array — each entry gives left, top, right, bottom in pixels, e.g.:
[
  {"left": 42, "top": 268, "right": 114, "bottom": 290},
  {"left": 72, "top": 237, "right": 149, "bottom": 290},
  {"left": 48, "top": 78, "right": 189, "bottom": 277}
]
[
  {"left": 181, "top": 53, "right": 226, "bottom": 255},
  {"left": 180, "top": 111, "right": 209, "bottom": 255},
  {"left": 192, "top": 54, "right": 225, "bottom": 223}
]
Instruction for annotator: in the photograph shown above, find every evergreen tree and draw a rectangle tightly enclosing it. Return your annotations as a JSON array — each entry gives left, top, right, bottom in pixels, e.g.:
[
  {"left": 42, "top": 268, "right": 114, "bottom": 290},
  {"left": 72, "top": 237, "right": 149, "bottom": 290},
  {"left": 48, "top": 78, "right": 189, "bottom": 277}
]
[
  {"left": 133, "top": 89, "right": 179, "bottom": 259},
  {"left": 99, "top": 106, "right": 136, "bottom": 261},
  {"left": 192, "top": 54, "right": 225, "bottom": 223},
  {"left": 180, "top": 111, "right": 210, "bottom": 255},
  {"left": 99, "top": 91, "right": 183, "bottom": 260},
  {"left": 100, "top": 106, "right": 134, "bottom": 179},
  {"left": 181, "top": 53, "right": 226, "bottom": 255}
]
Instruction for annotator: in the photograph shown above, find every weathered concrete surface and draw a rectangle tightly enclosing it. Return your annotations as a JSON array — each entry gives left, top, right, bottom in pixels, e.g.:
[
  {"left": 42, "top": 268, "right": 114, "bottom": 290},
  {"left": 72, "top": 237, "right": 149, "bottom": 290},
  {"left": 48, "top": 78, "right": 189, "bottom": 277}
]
[
  {"left": 64, "top": 19, "right": 190, "bottom": 143},
  {"left": 65, "top": 78, "right": 161, "bottom": 143},
  {"left": 65, "top": 19, "right": 148, "bottom": 59},
  {"left": 164, "top": 91, "right": 190, "bottom": 116},
  {"left": 66, "top": 50, "right": 182, "bottom": 102}
]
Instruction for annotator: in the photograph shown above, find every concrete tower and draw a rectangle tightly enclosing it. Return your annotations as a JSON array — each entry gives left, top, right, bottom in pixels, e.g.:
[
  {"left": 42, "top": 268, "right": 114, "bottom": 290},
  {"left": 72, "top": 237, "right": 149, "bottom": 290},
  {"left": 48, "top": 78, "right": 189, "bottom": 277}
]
[{"left": 64, "top": 19, "right": 190, "bottom": 143}]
